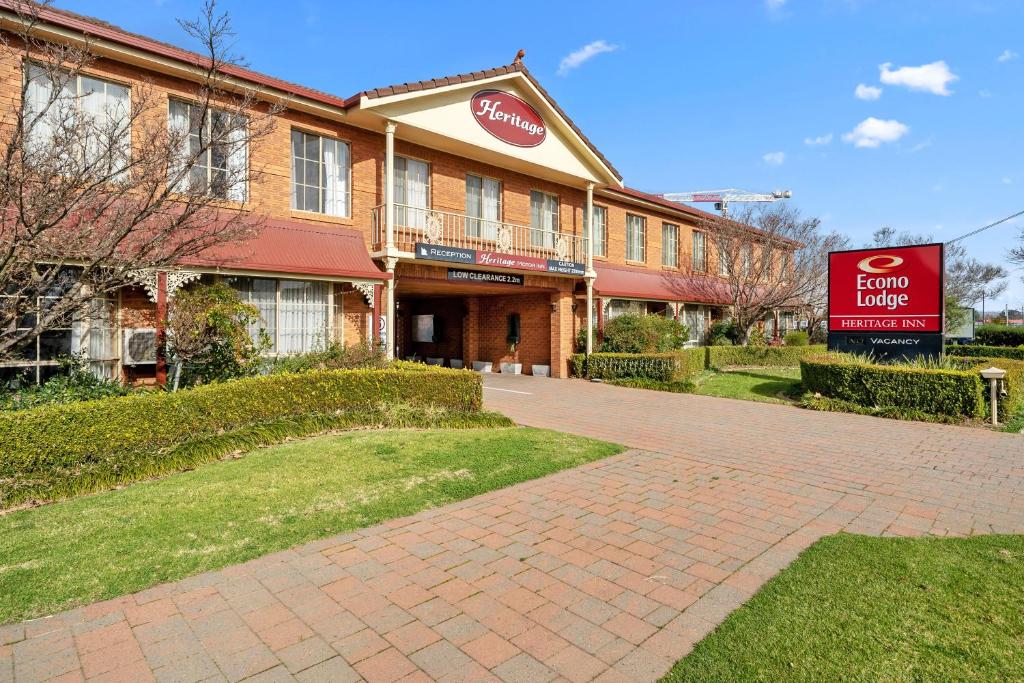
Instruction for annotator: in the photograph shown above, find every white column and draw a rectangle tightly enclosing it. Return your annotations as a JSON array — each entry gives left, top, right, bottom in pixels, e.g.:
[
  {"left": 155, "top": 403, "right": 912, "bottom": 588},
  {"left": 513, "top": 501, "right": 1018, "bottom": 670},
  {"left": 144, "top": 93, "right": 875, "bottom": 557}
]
[
  {"left": 384, "top": 121, "right": 397, "bottom": 253},
  {"left": 585, "top": 183, "right": 595, "bottom": 355},
  {"left": 385, "top": 257, "right": 397, "bottom": 361}
]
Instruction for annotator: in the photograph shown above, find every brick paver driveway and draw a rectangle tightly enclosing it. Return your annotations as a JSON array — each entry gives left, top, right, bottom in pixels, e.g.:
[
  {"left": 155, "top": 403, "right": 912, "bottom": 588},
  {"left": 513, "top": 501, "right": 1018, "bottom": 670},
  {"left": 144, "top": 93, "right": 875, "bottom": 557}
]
[{"left": 3, "top": 377, "right": 1024, "bottom": 683}]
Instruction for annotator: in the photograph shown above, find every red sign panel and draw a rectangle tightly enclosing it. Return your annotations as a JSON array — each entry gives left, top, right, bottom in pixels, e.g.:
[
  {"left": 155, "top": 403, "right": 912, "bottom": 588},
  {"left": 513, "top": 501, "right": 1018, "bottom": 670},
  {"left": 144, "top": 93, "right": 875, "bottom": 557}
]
[
  {"left": 470, "top": 90, "right": 546, "bottom": 148},
  {"left": 828, "top": 243, "right": 944, "bottom": 333}
]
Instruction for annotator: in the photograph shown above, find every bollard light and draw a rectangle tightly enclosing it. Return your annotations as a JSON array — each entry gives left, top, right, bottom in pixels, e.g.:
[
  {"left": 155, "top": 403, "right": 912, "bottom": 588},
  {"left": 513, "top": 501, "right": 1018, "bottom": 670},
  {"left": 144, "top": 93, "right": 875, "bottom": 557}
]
[{"left": 980, "top": 367, "right": 1007, "bottom": 426}]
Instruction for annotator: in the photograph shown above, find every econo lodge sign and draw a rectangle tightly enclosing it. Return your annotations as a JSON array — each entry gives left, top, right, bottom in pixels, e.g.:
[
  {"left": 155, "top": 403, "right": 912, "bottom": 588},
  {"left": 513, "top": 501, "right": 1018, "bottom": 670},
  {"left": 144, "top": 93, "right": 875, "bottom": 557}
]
[
  {"left": 828, "top": 243, "right": 944, "bottom": 333},
  {"left": 470, "top": 89, "right": 546, "bottom": 148}
]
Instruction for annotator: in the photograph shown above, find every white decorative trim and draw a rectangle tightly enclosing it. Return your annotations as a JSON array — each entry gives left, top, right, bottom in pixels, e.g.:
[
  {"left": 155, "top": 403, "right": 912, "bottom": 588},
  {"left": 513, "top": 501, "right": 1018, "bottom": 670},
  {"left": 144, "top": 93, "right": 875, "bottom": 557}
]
[
  {"left": 128, "top": 270, "right": 202, "bottom": 303},
  {"left": 352, "top": 281, "right": 374, "bottom": 307},
  {"left": 424, "top": 211, "right": 443, "bottom": 244}
]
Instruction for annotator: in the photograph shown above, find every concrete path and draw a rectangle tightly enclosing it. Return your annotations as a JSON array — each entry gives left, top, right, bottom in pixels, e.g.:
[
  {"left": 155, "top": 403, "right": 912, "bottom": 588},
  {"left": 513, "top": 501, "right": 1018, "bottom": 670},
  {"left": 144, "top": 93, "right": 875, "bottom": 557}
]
[{"left": 3, "top": 376, "right": 1023, "bottom": 683}]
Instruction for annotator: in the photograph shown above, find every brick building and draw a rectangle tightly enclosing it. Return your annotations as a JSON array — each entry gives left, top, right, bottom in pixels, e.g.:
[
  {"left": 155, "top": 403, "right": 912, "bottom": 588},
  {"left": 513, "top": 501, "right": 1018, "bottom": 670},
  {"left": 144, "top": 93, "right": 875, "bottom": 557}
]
[{"left": 0, "top": 2, "right": 796, "bottom": 384}]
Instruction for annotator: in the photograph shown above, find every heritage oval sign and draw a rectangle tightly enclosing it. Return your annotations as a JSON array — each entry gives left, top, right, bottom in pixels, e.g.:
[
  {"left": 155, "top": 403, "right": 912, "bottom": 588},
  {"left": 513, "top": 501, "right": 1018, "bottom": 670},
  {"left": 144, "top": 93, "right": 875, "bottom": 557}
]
[{"left": 470, "top": 89, "right": 546, "bottom": 148}]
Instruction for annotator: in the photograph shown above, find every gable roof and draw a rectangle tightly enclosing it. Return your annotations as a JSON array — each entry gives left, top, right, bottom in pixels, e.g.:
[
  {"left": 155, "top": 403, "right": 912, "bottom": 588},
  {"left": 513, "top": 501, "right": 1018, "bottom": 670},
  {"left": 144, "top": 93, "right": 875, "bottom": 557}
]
[{"left": 346, "top": 61, "right": 622, "bottom": 182}]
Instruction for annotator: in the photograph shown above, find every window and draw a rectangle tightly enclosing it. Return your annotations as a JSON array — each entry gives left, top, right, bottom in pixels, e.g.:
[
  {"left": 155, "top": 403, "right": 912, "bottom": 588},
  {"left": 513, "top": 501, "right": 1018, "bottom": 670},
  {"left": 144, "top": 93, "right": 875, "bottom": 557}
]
[
  {"left": 684, "top": 305, "right": 708, "bottom": 345},
  {"left": 466, "top": 174, "right": 501, "bottom": 239},
  {"left": 227, "top": 277, "right": 331, "bottom": 355},
  {"left": 779, "top": 250, "right": 790, "bottom": 281},
  {"left": 692, "top": 231, "right": 707, "bottom": 273},
  {"left": 290, "top": 130, "right": 350, "bottom": 216},
  {"left": 742, "top": 243, "right": 753, "bottom": 277},
  {"left": 24, "top": 64, "right": 130, "bottom": 174},
  {"left": 607, "top": 299, "right": 646, "bottom": 319},
  {"left": 169, "top": 99, "right": 247, "bottom": 201},
  {"left": 80, "top": 296, "right": 118, "bottom": 380},
  {"left": 530, "top": 190, "right": 559, "bottom": 248},
  {"left": 662, "top": 223, "right": 679, "bottom": 268},
  {"left": 394, "top": 156, "right": 430, "bottom": 228},
  {"left": 626, "top": 214, "right": 646, "bottom": 262},
  {"left": 718, "top": 243, "right": 730, "bottom": 276},
  {"left": 584, "top": 205, "right": 608, "bottom": 257}
]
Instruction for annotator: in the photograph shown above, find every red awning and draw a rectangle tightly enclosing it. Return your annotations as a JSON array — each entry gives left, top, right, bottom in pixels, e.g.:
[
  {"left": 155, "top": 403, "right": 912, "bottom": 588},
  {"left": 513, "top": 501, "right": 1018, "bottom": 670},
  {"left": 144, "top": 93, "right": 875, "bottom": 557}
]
[
  {"left": 183, "top": 217, "right": 389, "bottom": 281},
  {"left": 593, "top": 263, "right": 730, "bottom": 305}
]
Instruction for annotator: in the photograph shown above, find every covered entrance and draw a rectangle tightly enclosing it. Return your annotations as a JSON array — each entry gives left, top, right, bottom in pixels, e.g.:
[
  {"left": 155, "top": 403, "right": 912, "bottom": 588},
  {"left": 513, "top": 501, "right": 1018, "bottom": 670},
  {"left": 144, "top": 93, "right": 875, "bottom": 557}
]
[{"left": 392, "top": 265, "right": 572, "bottom": 375}]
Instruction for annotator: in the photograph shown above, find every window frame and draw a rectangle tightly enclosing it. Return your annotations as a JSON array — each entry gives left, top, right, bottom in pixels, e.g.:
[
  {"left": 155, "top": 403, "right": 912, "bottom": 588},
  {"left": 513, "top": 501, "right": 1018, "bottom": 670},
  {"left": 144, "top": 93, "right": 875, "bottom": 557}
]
[
  {"left": 529, "top": 189, "right": 560, "bottom": 248},
  {"left": 625, "top": 213, "right": 647, "bottom": 263},
  {"left": 290, "top": 128, "right": 352, "bottom": 217},
  {"left": 585, "top": 204, "right": 608, "bottom": 258},
  {"left": 169, "top": 98, "right": 249, "bottom": 202},
  {"left": 226, "top": 275, "right": 336, "bottom": 356},
  {"left": 465, "top": 172, "right": 503, "bottom": 238},
  {"left": 661, "top": 222, "right": 679, "bottom": 268},
  {"left": 691, "top": 230, "right": 707, "bottom": 273}
]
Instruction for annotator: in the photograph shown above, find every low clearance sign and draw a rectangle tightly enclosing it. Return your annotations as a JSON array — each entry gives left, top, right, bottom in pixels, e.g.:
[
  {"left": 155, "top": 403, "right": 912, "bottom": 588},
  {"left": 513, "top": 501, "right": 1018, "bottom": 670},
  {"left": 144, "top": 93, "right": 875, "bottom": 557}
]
[{"left": 828, "top": 243, "right": 944, "bottom": 333}]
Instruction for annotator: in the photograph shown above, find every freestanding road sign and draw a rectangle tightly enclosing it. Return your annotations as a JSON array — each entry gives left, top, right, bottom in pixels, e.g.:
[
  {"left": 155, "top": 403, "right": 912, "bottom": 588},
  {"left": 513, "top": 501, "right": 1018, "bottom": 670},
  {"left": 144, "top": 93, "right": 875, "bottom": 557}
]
[{"left": 827, "top": 243, "right": 944, "bottom": 361}]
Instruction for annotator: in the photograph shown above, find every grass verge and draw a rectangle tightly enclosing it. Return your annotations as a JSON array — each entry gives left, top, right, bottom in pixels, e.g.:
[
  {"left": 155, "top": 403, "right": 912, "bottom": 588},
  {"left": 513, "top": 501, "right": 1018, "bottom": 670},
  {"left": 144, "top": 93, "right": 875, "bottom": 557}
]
[
  {"left": 693, "top": 367, "right": 801, "bottom": 404},
  {"left": 662, "top": 533, "right": 1024, "bottom": 682},
  {"left": 0, "top": 426, "right": 622, "bottom": 624}
]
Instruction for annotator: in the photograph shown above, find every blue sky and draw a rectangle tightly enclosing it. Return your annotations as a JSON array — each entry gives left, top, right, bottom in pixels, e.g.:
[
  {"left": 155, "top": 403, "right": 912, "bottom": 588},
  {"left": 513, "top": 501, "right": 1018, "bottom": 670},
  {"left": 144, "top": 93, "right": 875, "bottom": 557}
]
[{"left": 59, "top": 0, "right": 1024, "bottom": 310}]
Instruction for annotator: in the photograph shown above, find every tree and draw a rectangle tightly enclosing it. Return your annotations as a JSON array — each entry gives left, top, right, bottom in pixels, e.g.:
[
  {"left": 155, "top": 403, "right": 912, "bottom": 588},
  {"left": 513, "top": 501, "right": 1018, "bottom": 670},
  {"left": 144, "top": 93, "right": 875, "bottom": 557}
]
[
  {"left": 678, "top": 204, "right": 847, "bottom": 344},
  {"left": 164, "top": 282, "right": 267, "bottom": 389},
  {"left": 867, "top": 227, "right": 1006, "bottom": 330},
  {"left": 0, "top": 0, "right": 278, "bottom": 360}
]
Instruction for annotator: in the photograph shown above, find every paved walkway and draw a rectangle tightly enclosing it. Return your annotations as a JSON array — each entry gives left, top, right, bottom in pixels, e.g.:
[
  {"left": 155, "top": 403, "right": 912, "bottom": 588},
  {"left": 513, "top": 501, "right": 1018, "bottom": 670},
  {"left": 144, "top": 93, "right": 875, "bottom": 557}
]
[{"left": 3, "top": 377, "right": 1024, "bottom": 683}]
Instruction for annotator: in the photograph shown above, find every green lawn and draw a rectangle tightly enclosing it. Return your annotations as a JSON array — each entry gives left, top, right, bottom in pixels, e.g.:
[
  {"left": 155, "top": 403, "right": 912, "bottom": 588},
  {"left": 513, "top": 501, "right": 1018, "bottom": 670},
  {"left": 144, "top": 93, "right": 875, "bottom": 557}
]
[
  {"left": 662, "top": 533, "right": 1024, "bottom": 682},
  {"left": 694, "top": 367, "right": 802, "bottom": 404},
  {"left": 0, "top": 427, "right": 622, "bottom": 624}
]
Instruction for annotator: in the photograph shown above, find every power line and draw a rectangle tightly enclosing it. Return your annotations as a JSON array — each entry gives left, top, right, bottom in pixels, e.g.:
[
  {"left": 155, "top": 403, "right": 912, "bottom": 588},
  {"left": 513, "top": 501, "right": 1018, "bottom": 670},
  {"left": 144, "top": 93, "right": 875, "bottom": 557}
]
[{"left": 945, "top": 208, "right": 1024, "bottom": 245}]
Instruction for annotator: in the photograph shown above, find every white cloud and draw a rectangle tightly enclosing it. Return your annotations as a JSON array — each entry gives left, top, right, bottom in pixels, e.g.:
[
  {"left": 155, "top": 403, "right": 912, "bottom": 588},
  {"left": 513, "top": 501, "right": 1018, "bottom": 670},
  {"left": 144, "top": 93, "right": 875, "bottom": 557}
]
[
  {"left": 854, "top": 83, "right": 882, "bottom": 100},
  {"left": 879, "top": 61, "right": 958, "bottom": 95},
  {"left": 908, "top": 138, "right": 933, "bottom": 153},
  {"left": 557, "top": 40, "right": 619, "bottom": 76},
  {"left": 804, "top": 133, "right": 833, "bottom": 146},
  {"left": 979, "top": 89, "right": 993, "bottom": 98},
  {"left": 842, "top": 117, "right": 910, "bottom": 148},
  {"left": 762, "top": 151, "right": 786, "bottom": 166},
  {"left": 997, "top": 49, "right": 1018, "bottom": 63},
  {"left": 1003, "top": 177, "right": 1013, "bottom": 185},
  {"left": 765, "top": 0, "right": 786, "bottom": 8}
]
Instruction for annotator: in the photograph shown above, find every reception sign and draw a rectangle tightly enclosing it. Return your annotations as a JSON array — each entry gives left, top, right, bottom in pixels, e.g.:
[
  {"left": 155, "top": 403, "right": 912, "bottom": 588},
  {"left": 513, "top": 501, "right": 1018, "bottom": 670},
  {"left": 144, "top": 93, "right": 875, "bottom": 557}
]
[{"left": 828, "top": 243, "right": 944, "bottom": 359}]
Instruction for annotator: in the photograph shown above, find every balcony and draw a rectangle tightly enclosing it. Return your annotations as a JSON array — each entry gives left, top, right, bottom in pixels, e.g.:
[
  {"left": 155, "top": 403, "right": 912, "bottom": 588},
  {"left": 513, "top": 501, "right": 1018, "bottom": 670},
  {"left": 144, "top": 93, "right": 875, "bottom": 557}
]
[{"left": 371, "top": 204, "right": 587, "bottom": 266}]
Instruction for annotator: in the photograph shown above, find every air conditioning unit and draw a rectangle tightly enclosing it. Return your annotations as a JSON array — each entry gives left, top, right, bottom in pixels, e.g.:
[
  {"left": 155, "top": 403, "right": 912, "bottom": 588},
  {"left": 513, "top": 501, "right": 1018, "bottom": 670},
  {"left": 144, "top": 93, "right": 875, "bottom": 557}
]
[{"left": 123, "top": 328, "right": 157, "bottom": 365}]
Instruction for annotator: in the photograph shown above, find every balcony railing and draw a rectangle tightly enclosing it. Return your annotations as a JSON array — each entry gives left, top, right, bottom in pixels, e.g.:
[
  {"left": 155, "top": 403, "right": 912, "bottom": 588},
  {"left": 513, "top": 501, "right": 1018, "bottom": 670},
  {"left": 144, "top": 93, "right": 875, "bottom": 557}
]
[{"left": 371, "top": 204, "right": 587, "bottom": 265}]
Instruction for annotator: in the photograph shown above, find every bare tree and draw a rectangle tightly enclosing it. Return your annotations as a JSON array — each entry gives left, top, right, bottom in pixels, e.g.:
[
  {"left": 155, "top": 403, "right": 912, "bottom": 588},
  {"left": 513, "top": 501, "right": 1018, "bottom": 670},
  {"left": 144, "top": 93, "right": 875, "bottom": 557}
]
[
  {"left": 868, "top": 227, "right": 1006, "bottom": 328},
  {"left": 0, "top": 0, "right": 279, "bottom": 360},
  {"left": 674, "top": 204, "right": 846, "bottom": 344}
]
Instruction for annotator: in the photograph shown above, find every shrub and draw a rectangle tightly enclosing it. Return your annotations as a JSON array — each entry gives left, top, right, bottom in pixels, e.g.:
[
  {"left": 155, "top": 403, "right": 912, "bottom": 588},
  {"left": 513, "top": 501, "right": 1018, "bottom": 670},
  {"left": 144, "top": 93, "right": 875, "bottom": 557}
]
[
  {"left": 951, "top": 344, "right": 1024, "bottom": 361},
  {"left": 784, "top": 331, "right": 809, "bottom": 347},
  {"left": 571, "top": 349, "right": 704, "bottom": 382},
  {"left": 708, "top": 344, "right": 826, "bottom": 369},
  {"left": 0, "top": 366, "right": 482, "bottom": 508},
  {"left": 975, "top": 324, "right": 1024, "bottom": 347},
  {"left": 607, "top": 378, "right": 696, "bottom": 393},
  {"left": 707, "top": 320, "right": 739, "bottom": 346},
  {"left": 800, "top": 353, "right": 985, "bottom": 420},
  {"left": 0, "top": 356, "right": 136, "bottom": 411},
  {"left": 951, "top": 355, "right": 1024, "bottom": 422},
  {"left": 600, "top": 314, "right": 689, "bottom": 354},
  {"left": 266, "top": 342, "right": 387, "bottom": 374}
]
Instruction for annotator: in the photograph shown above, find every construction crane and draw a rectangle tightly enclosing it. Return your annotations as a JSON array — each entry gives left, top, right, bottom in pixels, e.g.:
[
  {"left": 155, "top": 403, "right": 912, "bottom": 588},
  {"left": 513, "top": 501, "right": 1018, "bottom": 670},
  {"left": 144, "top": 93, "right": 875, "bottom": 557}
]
[{"left": 661, "top": 189, "right": 793, "bottom": 217}]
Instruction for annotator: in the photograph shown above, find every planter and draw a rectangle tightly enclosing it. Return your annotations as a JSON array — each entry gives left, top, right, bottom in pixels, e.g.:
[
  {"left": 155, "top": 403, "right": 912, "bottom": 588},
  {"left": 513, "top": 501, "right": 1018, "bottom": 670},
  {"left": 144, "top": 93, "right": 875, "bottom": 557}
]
[
  {"left": 450, "top": 359, "right": 464, "bottom": 369},
  {"left": 472, "top": 361, "right": 492, "bottom": 373},
  {"left": 500, "top": 362, "right": 523, "bottom": 375},
  {"left": 425, "top": 357, "right": 443, "bottom": 366},
  {"left": 531, "top": 364, "right": 550, "bottom": 377}
]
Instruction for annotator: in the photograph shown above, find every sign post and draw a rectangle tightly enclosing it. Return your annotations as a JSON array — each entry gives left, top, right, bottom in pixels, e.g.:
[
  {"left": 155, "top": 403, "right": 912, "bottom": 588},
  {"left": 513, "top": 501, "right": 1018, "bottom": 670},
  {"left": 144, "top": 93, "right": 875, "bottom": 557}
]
[{"left": 827, "top": 243, "right": 944, "bottom": 361}]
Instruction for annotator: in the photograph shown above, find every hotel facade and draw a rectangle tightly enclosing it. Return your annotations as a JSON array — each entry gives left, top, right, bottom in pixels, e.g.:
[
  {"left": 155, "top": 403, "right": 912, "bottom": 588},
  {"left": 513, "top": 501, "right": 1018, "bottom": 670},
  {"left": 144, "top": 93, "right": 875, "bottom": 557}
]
[{"left": 0, "top": 2, "right": 796, "bottom": 384}]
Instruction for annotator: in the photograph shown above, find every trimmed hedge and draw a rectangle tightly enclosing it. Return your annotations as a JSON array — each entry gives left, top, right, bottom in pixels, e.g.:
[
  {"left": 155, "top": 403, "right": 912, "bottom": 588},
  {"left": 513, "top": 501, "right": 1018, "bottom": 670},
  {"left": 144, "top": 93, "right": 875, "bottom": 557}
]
[
  {"left": 952, "top": 356, "right": 1024, "bottom": 422},
  {"left": 950, "top": 344, "right": 1024, "bottom": 361},
  {"left": 572, "top": 344, "right": 826, "bottom": 380},
  {"left": 975, "top": 324, "right": 1024, "bottom": 347},
  {"left": 0, "top": 367, "right": 482, "bottom": 508},
  {"left": 571, "top": 349, "right": 705, "bottom": 382},
  {"left": 707, "top": 344, "right": 826, "bottom": 369},
  {"left": 800, "top": 354, "right": 985, "bottom": 419}
]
